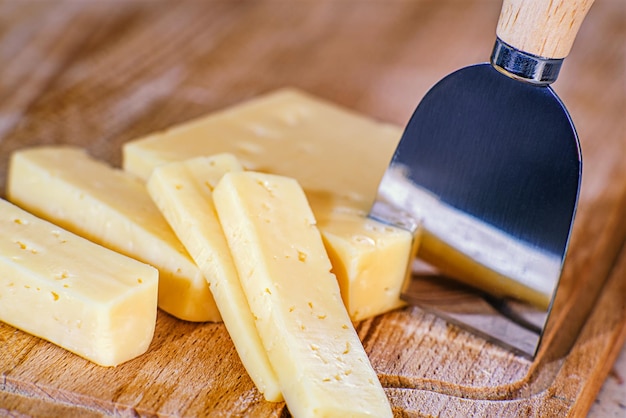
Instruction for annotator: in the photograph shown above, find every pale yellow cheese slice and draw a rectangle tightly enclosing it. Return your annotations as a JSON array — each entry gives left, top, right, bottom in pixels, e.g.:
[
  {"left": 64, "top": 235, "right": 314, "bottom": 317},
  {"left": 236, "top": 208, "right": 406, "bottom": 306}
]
[
  {"left": 0, "top": 198, "right": 158, "bottom": 367},
  {"left": 122, "top": 88, "right": 401, "bottom": 207},
  {"left": 146, "top": 155, "right": 282, "bottom": 402},
  {"left": 308, "top": 192, "right": 415, "bottom": 322},
  {"left": 213, "top": 171, "right": 392, "bottom": 418},
  {"left": 7, "top": 146, "right": 220, "bottom": 322}
]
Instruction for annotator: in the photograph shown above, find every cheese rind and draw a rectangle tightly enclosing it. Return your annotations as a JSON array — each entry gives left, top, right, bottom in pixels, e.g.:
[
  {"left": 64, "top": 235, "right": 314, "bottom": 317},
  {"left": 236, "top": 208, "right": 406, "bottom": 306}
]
[
  {"left": 146, "top": 155, "right": 282, "bottom": 402},
  {"left": 7, "top": 146, "right": 220, "bottom": 322},
  {"left": 0, "top": 198, "right": 158, "bottom": 367},
  {"left": 213, "top": 171, "right": 392, "bottom": 418}
]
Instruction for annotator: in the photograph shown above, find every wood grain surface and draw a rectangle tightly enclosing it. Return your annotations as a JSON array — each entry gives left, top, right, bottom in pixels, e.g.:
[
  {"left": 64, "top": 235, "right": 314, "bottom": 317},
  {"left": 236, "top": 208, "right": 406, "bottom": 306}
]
[{"left": 0, "top": 1, "right": 624, "bottom": 417}]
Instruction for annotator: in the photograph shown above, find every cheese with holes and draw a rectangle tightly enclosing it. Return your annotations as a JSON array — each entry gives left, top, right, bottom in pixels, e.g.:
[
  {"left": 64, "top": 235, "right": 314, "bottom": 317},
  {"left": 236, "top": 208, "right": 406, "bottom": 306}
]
[
  {"left": 7, "top": 146, "right": 220, "bottom": 322},
  {"left": 123, "top": 89, "right": 411, "bottom": 320},
  {"left": 213, "top": 171, "right": 392, "bottom": 418},
  {"left": 0, "top": 198, "right": 158, "bottom": 367},
  {"left": 308, "top": 192, "right": 414, "bottom": 322},
  {"left": 122, "top": 88, "right": 548, "bottom": 309},
  {"left": 123, "top": 88, "right": 400, "bottom": 205},
  {"left": 146, "top": 155, "right": 282, "bottom": 402}
]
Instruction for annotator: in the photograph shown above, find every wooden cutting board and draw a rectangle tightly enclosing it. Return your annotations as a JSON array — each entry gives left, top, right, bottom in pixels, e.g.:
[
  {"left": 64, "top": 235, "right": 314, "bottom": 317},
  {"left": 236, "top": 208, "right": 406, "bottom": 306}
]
[{"left": 0, "top": 1, "right": 624, "bottom": 416}]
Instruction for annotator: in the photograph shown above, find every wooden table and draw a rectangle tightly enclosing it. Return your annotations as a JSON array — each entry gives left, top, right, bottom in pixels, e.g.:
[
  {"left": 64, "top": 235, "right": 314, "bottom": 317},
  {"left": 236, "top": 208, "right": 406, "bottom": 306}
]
[{"left": 0, "top": 1, "right": 624, "bottom": 416}]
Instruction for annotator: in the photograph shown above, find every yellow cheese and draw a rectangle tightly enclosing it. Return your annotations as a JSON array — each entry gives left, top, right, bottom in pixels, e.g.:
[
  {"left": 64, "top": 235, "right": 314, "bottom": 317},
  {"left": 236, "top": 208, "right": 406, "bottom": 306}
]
[
  {"left": 7, "top": 146, "right": 220, "bottom": 322},
  {"left": 308, "top": 192, "right": 414, "bottom": 322},
  {"left": 419, "top": 230, "right": 552, "bottom": 309},
  {"left": 0, "top": 198, "right": 158, "bottom": 367},
  {"left": 213, "top": 171, "right": 392, "bottom": 418},
  {"left": 146, "top": 155, "right": 282, "bottom": 402},
  {"left": 122, "top": 88, "right": 548, "bottom": 309},
  {"left": 122, "top": 88, "right": 400, "bottom": 206},
  {"left": 122, "top": 89, "right": 411, "bottom": 321}
]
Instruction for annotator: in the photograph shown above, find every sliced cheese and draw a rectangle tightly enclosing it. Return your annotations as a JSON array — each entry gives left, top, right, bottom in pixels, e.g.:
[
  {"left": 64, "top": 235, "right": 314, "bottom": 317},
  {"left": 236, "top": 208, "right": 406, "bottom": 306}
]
[
  {"left": 7, "top": 146, "right": 220, "bottom": 322},
  {"left": 0, "top": 198, "right": 158, "bottom": 367},
  {"left": 122, "top": 88, "right": 401, "bottom": 207},
  {"left": 308, "top": 192, "right": 415, "bottom": 322},
  {"left": 213, "top": 171, "right": 392, "bottom": 418},
  {"left": 146, "top": 155, "right": 282, "bottom": 402},
  {"left": 122, "top": 88, "right": 411, "bottom": 321},
  {"left": 122, "top": 88, "right": 548, "bottom": 309}
]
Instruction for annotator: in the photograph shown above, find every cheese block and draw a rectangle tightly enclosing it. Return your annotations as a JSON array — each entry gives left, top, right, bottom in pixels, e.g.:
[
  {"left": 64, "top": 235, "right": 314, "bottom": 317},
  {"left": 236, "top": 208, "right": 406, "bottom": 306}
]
[
  {"left": 0, "top": 198, "right": 158, "bottom": 367},
  {"left": 146, "top": 155, "right": 282, "bottom": 402},
  {"left": 213, "top": 171, "right": 392, "bottom": 418},
  {"left": 122, "top": 88, "right": 401, "bottom": 207},
  {"left": 308, "top": 192, "right": 415, "bottom": 322},
  {"left": 7, "top": 146, "right": 220, "bottom": 322}
]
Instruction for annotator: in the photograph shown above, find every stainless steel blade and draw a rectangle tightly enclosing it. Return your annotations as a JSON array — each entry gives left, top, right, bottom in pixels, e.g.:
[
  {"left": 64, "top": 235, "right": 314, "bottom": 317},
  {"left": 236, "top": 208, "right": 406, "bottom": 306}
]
[{"left": 370, "top": 43, "right": 581, "bottom": 357}]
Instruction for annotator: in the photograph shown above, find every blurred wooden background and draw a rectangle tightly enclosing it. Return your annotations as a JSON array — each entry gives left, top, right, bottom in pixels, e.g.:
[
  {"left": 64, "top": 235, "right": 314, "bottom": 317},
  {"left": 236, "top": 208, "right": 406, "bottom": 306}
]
[{"left": 0, "top": 1, "right": 624, "bottom": 416}]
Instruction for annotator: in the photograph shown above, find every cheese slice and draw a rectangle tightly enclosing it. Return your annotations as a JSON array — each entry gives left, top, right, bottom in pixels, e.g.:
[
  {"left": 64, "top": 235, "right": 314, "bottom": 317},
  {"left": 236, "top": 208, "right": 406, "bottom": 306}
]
[
  {"left": 146, "top": 155, "right": 282, "bottom": 402},
  {"left": 7, "top": 146, "right": 220, "bottom": 322},
  {"left": 308, "top": 192, "right": 415, "bottom": 322},
  {"left": 213, "top": 171, "right": 392, "bottom": 418},
  {"left": 122, "top": 88, "right": 400, "bottom": 207},
  {"left": 0, "top": 198, "right": 158, "bottom": 367}
]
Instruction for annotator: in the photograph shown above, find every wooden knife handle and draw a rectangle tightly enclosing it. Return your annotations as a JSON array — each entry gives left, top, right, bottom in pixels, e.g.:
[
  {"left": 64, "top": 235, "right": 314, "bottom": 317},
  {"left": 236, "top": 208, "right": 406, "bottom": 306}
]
[{"left": 496, "top": 0, "right": 595, "bottom": 59}]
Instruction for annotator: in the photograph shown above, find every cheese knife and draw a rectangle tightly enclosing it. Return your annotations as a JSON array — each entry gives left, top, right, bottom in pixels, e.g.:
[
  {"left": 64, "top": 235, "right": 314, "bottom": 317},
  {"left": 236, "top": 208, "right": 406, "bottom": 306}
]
[{"left": 370, "top": 0, "right": 595, "bottom": 357}]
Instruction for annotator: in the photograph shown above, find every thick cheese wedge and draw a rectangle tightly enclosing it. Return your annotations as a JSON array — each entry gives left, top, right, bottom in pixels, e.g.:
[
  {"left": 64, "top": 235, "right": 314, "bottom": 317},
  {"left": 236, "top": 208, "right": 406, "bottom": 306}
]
[
  {"left": 213, "top": 171, "right": 392, "bottom": 418},
  {"left": 0, "top": 198, "right": 158, "bottom": 367},
  {"left": 7, "top": 146, "right": 220, "bottom": 322},
  {"left": 146, "top": 155, "right": 282, "bottom": 402}
]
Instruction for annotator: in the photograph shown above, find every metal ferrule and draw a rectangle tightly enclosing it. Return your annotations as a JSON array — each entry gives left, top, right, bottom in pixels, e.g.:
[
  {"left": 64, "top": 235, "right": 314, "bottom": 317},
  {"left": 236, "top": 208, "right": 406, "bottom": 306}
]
[{"left": 490, "top": 38, "right": 563, "bottom": 85}]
